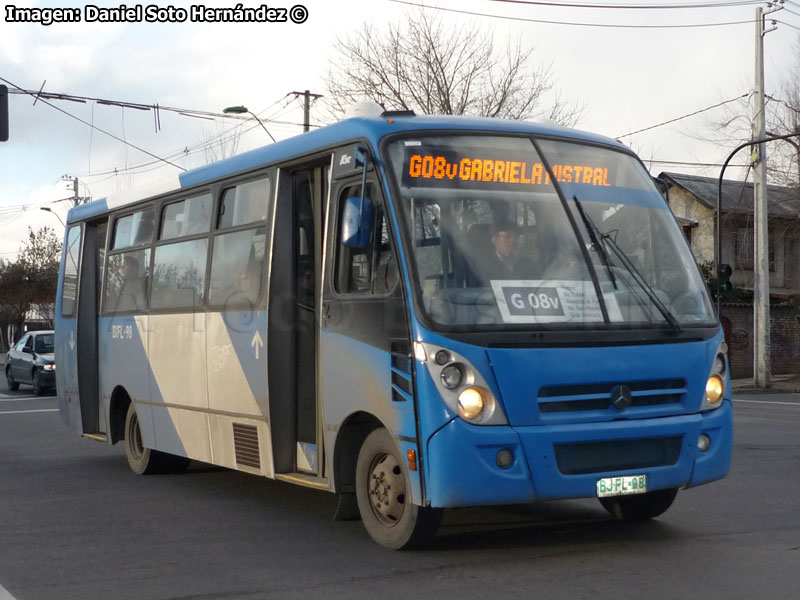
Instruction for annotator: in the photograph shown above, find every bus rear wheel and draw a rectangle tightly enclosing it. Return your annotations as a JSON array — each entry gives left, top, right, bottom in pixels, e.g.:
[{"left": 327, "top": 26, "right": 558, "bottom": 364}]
[
  {"left": 599, "top": 488, "right": 678, "bottom": 521},
  {"left": 124, "top": 403, "right": 190, "bottom": 475},
  {"left": 355, "top": 428, "right": 441, "bottom": 549}
]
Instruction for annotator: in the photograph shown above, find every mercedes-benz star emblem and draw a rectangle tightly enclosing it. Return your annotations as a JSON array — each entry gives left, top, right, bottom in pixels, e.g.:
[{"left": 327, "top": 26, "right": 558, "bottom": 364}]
[{"left": 610, "top": 384, "right": 632, "bottom": 410}]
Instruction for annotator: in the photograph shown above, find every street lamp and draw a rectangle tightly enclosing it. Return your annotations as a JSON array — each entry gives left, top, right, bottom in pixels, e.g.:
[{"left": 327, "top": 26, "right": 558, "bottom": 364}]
[
  {"left": 715, "top": 131, "right": 800, "bottom": 314},
  {"left": 40, "top": 206, "right": 66, "bottom": 228},
  {"left": 222, "top": 105, "right": 276, "bottom": 143}
]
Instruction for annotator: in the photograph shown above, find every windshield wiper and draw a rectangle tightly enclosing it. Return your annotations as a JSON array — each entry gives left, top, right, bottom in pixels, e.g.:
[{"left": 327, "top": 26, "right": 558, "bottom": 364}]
[
  {"left": 572, "top": 195, "right": 683, "bottom": 335},
  {"left": 572, "top": 195, "right": 618, "bottom": 291}
]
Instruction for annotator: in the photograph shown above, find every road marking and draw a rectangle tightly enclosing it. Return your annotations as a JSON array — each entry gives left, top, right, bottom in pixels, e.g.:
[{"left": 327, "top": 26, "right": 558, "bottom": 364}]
[
  {"left": 733, "top": 398, "right": 800, "bottom": 407},
  {"left": 0, "top": 582, "right": 17, "bottom": 600},
  {"left": 0, "top": 409, "right": 59, "bottom": 415}
]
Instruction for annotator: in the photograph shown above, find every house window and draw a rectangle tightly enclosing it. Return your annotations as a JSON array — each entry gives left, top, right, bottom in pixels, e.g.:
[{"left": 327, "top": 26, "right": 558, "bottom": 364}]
[{"left": 735, "top": 227, "right": 775, "bottom": 272}]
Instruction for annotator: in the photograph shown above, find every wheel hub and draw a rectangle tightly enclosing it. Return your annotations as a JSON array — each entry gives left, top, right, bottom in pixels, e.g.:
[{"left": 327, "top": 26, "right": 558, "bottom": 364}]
[{"left": 368, "top": 452, "right": 406, "bottom": 526}]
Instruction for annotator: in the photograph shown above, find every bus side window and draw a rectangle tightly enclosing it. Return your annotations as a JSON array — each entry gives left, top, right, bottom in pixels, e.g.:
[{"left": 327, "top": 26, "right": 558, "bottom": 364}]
[
  {"left": 374, "top": 211, "right": 399, "bottom": 294},
  {"left": 207, "top": 227, "right": 267, "bottom": 308},
  {"left": 218, "top": 178, "right": 270, "bottom": 229},
  {"left": 335, "top": 184, "right": 397, "bottom": 295},
  {"left": 161, "top": 194, "right": 212, "bottom": 240},
  {"left": 112, "top": 208, "right": 154, "bottom": 250},
  {"left": 150, "top": 240, "right": 208, "bottom": 310},
  {"left": 103, "top": 249, "right": 151, "bottom": 314},
  {"left": 61, "top": 225, "right": 82, "bottom": 317}
]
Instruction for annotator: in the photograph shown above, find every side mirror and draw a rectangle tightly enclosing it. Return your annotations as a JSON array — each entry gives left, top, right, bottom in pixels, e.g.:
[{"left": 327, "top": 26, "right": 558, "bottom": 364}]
[
  {"left": 22, "top": 347, "right": 33, "bottom": 355},
  {"left": 342, "top": 196, "right": 373, "bottom": 248}
]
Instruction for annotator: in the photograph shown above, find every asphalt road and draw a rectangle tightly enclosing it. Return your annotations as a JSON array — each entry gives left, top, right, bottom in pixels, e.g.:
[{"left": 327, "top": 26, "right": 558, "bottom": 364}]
[{"left": 0, "top": 379, "right": 798, "bottom": 600}]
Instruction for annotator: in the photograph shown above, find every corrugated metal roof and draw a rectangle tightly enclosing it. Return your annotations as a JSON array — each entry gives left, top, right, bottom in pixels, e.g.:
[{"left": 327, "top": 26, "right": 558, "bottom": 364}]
[{"left": 659, "top": 171, "right": 800, "bottom": 218}]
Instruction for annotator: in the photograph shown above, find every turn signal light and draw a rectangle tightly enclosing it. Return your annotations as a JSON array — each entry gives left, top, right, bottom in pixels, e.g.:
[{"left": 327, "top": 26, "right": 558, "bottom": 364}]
[{"left": 407, "top": 449, "right": 417, "bottom": 471}]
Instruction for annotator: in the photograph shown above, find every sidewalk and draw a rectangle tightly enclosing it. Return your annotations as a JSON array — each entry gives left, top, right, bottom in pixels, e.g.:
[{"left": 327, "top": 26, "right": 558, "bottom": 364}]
[{"left": 731, "top": 373, "right": 800, "bottom": 394}]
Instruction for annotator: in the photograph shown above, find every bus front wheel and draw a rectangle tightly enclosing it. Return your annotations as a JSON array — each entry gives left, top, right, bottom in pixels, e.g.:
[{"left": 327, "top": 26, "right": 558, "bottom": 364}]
[
  {"left": 355, "top": 428, "right": 441, "bottom": 549},
  {"left": 124, "top": 403, "right": 190, "bottom": 475},
  {"left": 599, "top": 487, "right": 678, "bottom": 521}
]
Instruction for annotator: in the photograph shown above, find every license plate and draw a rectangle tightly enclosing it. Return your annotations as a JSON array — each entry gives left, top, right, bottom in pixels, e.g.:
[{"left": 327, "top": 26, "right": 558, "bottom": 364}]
[{"left": 596, "top": 474, "right": 647, "bottom": 498}]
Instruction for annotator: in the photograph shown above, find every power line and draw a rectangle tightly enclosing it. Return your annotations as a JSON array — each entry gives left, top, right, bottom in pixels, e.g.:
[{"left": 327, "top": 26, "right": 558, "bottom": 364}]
[
  {"left": 388, "top": 0, "right": 757, "bottom": 28},
  {"left": 765, "top": 94, "right": 800, "bottom": 115},
  {"left": 0, "top": 76, "right": 187, "bottom": 172},
  {"left": 616, "top": 94, "right": 750, "bottom": 138},
  {"left": 76, "top": 95, "right": 303, "bottom": 181},
  {"left": 485, "top": 0, "right": 762, "bottom": 9},
  {"left": 775, "top": 18, "right": 800, "bottom": 31}
]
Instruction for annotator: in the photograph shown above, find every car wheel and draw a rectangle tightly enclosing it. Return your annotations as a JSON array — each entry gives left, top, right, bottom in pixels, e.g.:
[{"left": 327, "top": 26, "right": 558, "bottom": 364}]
[
  {"left": 599, "top": 488, "right": 678, "bottom": 521},
  {"left": 124, "top": 403, "right": 190, "bottom": 475},
  {"left": 32, "top": 370, "right": 44, "bottom": 396},
  {"left": 355, "top": 428, "right": 441, "bottom": 549},
  {"left": 5, "top": 366, "right": 19, "bottom": 391}
]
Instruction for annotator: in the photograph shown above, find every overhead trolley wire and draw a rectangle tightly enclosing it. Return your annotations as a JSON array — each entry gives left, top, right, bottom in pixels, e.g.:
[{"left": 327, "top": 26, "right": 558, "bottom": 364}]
[
  {"left": 388, "top": 0, "right": 758, "bottom": 28},
  {"left": 775, "top": 19, "right": 800, "bottom": 31},
  {"left": 0, "top": 75, "right": 187, "bottom": 172},
  {"left": 485, "top": 0, "right": 763, "bottom": 9},
  {"left": 616, "top": 94, "right": 750, "bottom": 139}
]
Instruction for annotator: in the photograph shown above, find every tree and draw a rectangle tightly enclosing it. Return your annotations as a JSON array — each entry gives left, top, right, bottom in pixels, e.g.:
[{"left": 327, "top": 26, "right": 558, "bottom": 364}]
[
  {"left": 0, "top": 227, "right": 62, "bottom": 349},
  {"left": 19, "top": 226, "right": 62, "bottom": 298},
  {"left": 765, "top": 37, "right": 800, "bottom": 190},
  {"left": 324, "top": 9, "right": 583, "bottom": 126},
  {"left": 703, "top": 36, "right": 800, "bottom": 189}
]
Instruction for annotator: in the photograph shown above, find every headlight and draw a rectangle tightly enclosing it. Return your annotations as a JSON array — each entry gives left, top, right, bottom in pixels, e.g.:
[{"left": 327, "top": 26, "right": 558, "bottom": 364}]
[
  {"left": 705, "top": 375, "right": 723, "bottom": 406},
  {"left": 42, "top": 364, "right": 56, "bottom": 371},
  {"left": 440, "top": 364, "right": 464, "bottom": 389},
  {"left": 458, "top": 387, "right": 486, "bottom": 421},
  {"left": 419, "top": 343, "right": 508, "bottom": 425},
  {"left": 701, "top": 339, "right": 727, "bottom": 411}
]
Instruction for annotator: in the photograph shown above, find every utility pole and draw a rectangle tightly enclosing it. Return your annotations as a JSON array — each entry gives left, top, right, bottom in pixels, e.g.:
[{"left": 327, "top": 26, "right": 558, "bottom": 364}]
[
  {"left": 61, "top": 175, "right": 86, "bottom": 206},
  {"left": 291, "top": 90, "right": 323, "bottom": 132},
  {"left": 752, "top": 4, "right": 781, "bottom": 388}
]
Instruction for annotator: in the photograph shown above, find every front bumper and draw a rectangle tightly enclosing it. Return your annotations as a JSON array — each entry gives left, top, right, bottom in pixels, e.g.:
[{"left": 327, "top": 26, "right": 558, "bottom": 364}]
[
  {"left": 36, "top": 368, "right": 56, "bottom": 387},
  {"left": 425, "top": 400, "right": 732, "bottom": 508}
]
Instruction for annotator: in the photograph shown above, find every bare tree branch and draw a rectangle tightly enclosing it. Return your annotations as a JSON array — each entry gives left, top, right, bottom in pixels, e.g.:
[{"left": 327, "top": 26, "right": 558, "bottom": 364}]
[{"left": 323, "top": 8, "right": 583, "bottom": 127}]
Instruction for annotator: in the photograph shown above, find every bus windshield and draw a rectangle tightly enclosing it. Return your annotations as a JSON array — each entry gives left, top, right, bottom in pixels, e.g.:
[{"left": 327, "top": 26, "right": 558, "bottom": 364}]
[{"left": 385, "top": 134, "right": 715, "bottom": 331}]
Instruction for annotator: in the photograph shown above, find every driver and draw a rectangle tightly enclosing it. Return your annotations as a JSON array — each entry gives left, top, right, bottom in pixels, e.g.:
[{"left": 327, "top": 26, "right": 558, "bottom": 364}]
[{"left": 474, "top": 220, "right": 539, "bottom": 284}]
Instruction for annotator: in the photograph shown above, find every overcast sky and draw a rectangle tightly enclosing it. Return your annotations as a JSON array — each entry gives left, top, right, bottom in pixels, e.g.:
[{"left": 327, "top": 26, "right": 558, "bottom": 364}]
[{"left": 2, "top": 0, "right": 799, "bottom": 258}]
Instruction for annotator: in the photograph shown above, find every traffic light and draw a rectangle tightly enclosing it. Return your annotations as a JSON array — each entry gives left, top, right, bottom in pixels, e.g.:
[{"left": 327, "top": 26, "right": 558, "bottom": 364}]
[
  {"left": 718, "top": 263, "right": 733, "bottom": 293},
  {"left": 0, "top": 85, "right": 8, "bottom": 142}
]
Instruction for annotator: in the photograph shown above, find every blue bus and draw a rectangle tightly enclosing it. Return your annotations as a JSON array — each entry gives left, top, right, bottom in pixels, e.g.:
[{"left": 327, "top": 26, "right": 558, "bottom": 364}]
[{"left": 55, "top": 106, "right": 732, "bottom": 548}]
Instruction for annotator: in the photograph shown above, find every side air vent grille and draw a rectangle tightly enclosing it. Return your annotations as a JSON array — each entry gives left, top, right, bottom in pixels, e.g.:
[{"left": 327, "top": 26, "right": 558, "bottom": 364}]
[
  {"left": 232, "top": 423, "right": 261, "bottom": 469},
  {"left": 390, "top": 338, "right": 413, "bottom": 402}
]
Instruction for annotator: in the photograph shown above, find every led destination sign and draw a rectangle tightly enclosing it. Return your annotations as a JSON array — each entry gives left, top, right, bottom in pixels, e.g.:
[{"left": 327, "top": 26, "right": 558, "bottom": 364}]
[{"left": 402, "top": 147, "right": 613, "bottom": 190}]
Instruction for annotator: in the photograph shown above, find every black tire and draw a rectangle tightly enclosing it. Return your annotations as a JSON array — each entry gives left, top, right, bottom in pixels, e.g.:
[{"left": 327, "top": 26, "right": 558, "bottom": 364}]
[
  {"left": 5, "top": 367, "right": 19, "bottom": 391},
  {"left": 32, "top": 370, "right": 44, "bottom": 396},
  {"left": 355, "top": 428, "right": 442, "bottom": 549},
  {"left": 124, "top": 402, "right": 191, "bottom": 475},
  {"left": 599, "top": 488, "right": 678, "bottom": 521}
]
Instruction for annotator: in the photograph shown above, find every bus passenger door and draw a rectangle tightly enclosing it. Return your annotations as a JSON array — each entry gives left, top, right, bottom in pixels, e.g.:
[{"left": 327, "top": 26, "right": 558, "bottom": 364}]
[
  {"left": 57, "top": 219, "right": 107, "bottom": 436},
  {"left": 268, "top": 161, "right": 328, "bottom": 476}
]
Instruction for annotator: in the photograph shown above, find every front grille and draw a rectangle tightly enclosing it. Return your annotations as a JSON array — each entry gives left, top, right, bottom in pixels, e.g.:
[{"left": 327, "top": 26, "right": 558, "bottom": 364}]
[
  {"left": 232, "top": 423, "right": 261, "bottom": 469},
  {"left": 554, "top": 436, "right": 683, "bottom": 475},
  {"left": 538, "top": 379, "right": 686, "bottom": 414}
]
